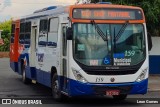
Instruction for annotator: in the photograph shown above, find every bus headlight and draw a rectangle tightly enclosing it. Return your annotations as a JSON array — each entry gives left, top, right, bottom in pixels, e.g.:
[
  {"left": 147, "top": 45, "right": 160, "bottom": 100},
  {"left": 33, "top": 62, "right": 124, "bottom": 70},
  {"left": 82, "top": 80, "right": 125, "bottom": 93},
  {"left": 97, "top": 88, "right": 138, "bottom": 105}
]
[
  {"left": 136, "top": 68, "right": 148, "bottom": 82},
  {"left": 72, "top": 68, "right": 87, "bottom": 83}
]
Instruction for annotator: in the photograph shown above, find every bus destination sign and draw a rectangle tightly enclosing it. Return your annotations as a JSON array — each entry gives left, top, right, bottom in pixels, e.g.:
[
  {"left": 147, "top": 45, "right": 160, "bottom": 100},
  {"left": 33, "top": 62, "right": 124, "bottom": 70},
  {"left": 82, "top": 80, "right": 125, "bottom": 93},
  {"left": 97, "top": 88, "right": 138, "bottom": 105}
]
[{"left": 73, "top": 8, "right": 143, "bottom": 20}]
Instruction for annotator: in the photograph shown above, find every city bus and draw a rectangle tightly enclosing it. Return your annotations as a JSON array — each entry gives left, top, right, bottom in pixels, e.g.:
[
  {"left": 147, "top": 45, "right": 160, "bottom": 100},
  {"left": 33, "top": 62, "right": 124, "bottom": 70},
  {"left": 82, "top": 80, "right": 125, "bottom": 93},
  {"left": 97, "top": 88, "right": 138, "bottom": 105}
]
[{"left": 10, "top": 2, "right": 152, "bottom": 100}]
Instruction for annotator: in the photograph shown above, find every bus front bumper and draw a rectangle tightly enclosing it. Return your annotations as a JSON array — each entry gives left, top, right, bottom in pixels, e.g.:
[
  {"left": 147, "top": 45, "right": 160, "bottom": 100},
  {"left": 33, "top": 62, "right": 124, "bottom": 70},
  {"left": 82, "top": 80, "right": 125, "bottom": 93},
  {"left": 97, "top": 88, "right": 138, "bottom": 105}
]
[{"left": 68, "top": 79, "right": 148, "bottom": 96}]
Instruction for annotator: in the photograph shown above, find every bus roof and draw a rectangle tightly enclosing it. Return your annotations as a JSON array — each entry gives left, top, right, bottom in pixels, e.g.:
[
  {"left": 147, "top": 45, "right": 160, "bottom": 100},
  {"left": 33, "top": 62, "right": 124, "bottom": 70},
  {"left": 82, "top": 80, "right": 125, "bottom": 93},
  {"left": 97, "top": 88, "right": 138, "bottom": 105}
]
[
  {"left": 70, "top": 4, "right": 143, "bottom": 10},
  {"left": 12, "top": 3, "right": 144, "bottom": 23},
  {"left": 18, "top": 6, "right": 69, "bottom": 21}
]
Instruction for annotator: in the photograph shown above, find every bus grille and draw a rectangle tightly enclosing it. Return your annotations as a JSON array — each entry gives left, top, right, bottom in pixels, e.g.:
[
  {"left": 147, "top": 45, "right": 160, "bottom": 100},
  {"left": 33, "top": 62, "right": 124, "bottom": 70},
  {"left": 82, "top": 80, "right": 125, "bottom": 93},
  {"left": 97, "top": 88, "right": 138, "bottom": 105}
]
[
  {"left": 84, "top": 69, "right": 137, "bottom": 75},
  {"left": 75, "top": 59, "right": 143, "bottom": 75}
]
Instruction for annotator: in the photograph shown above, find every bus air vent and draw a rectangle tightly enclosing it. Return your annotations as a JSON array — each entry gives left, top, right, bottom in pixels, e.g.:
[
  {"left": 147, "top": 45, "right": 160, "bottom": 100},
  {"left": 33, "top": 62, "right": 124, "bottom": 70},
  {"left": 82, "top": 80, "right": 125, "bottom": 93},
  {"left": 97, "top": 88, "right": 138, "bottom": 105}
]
[
  {"left": 97, "top": 2, "right": 112, "bottom": 4},
  {"left": 33, "top": 6, "right": 57, "bottom": 13}
]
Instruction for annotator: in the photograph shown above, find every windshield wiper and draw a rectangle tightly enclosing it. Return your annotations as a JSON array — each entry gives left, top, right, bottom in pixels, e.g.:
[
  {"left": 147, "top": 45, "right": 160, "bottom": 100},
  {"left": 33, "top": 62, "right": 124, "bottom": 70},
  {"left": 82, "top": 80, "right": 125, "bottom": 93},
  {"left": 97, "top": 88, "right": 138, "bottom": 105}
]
[
  {"left": 91, "top": 20, "right": 107, "bottom": 41},
  {"left": 113, "top": 27, "right": 116, "bottom": 51},
  {"left": 115, "top": 20, "right": 129, "bottom": 41},
  {"left": 113, "top": 21, "right": 129, "bottom": 51}
]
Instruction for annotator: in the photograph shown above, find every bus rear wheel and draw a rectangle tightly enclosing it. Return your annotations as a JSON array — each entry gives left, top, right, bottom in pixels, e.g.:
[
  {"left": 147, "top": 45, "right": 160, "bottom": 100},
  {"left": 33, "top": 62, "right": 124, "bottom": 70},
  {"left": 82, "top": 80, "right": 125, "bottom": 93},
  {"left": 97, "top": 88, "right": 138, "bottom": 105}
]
[
  {"left": 52, "top": 73, "right": 63, "bottom": 101},
  {"left": 112, "top": 94, "right": 127, "bottom": 100},
  {"left": 22, "top": 65, "right": 31, "bottom": 84}
]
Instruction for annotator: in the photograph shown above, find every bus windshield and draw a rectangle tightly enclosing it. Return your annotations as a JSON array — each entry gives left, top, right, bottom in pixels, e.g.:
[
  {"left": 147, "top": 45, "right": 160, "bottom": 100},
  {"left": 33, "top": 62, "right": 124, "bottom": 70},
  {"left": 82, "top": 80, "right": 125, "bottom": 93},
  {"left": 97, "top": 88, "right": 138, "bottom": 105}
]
[{"left": 73, "top": 23, "right": 146, "bottom": 66}]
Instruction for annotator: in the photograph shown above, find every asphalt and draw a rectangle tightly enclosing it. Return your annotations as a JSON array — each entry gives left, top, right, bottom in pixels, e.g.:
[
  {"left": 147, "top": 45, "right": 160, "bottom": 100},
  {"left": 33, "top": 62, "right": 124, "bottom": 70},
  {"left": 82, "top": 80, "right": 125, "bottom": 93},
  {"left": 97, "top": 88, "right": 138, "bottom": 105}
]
[{"left": 148, "top": 75, "right": 160, "bottom": 92}]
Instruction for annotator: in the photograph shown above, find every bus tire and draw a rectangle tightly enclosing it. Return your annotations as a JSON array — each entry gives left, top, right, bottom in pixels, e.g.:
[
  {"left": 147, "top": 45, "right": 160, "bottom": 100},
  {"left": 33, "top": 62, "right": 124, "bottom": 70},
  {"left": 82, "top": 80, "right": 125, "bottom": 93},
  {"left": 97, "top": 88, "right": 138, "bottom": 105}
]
[
  {"left": 52, "top": 73, "right": 64, "bottom": 101},
  {"left": 22, "top": 65, "right": 31, "bottom": 84},
  {"left": 112, "top": 94, "right": 127, "bottom": 100}
]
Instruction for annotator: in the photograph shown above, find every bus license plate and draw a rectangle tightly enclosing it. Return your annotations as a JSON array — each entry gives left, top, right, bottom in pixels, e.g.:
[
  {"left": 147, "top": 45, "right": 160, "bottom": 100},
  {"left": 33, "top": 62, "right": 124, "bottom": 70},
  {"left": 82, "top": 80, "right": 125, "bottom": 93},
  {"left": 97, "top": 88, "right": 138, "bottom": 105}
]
[{"left": 106, "top": 90, "right": 120, "bottom": 96}]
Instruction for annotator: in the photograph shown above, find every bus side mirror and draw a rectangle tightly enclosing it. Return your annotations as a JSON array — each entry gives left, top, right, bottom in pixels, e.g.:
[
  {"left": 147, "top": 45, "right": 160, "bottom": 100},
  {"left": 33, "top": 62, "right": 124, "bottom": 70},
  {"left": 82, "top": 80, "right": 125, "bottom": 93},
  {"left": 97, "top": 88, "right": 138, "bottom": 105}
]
[
  {"left": 147, "top": 32, "right": 152, "bottom": 51},
  {"left": 66, "top": 27, "right": 73, "bottom": 40}
]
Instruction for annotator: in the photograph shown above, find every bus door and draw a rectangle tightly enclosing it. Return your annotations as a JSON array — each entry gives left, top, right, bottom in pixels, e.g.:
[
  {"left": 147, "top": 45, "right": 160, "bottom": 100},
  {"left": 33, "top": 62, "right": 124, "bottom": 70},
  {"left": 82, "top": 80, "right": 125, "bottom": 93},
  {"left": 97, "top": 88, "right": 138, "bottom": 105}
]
[
  {"left": 30, "top": 21, "right": 37, "bottom": 79},
  {"left": 61, "top": 24, "right": 68, "bottom": 91},
  {"left": 44, "top": 17, "right": 59, "bottom": 87},
  {"left": 35, "top": 19, "right": 48, "bottom": 84}
]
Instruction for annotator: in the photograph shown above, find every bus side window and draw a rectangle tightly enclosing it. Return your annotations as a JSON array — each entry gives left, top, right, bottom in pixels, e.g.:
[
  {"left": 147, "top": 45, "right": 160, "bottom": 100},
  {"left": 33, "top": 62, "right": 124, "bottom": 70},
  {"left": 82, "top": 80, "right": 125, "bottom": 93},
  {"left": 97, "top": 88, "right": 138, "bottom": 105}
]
[
  {"left": 25, "top": 22, "right": 31, "bottom": 48},
  {"left": 11, "top": 24, "right": 15, "bottom": 43},
  {"left": 19, "top": 34, "right": 25, "bottom": 44},
  {"left": 38, "top": 19, "right": 48, "bottom": 46},
  {"left": 11, "top": 34, "right": 14, "bottom": 43},
  {"left": 19, "top": 23, "right": 25, "bottom": 44},
  {"left": 47, "top": 18, "right": 59, "bottom": 48},
  {"left": 40, "top": 19, "right": 48, "bottom": 31},
  {"left": 25, "top": 22, "right": 31, "bottom": 45}
]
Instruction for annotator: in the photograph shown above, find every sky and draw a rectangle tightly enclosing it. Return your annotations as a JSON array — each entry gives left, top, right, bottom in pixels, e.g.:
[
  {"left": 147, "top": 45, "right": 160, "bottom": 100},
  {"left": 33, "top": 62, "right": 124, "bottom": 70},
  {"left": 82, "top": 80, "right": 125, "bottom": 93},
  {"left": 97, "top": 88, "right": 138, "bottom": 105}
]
[{"left": 0, "top": 0, "right": 76, "bottom": 22}]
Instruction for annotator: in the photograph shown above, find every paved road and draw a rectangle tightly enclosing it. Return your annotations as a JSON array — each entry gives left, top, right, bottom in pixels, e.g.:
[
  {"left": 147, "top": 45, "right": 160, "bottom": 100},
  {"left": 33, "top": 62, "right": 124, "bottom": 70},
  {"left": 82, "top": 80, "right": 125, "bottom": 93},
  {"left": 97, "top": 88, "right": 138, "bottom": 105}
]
[
  {"left": 0, "top": 58, "right": 52, "bottom": 98},
  {"left": 0, "top": 58, "right": 159, "bottom": 106}
]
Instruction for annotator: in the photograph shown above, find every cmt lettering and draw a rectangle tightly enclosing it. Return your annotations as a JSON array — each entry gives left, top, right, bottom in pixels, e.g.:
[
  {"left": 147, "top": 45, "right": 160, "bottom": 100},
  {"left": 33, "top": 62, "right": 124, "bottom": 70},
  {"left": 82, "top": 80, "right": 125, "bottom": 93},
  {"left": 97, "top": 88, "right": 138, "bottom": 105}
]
[
  {"left": 107, "top": 11, "right": 130, "bottom": 18},
  {"left": 81, "top": 10, "right": 91, "bottom": 18}
]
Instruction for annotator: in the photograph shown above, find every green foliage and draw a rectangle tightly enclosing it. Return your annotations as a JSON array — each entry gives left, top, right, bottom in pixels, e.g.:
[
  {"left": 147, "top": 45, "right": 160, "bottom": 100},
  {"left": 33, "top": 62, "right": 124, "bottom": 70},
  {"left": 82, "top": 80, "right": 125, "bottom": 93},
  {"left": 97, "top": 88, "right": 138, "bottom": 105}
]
[
  {"left": 0, "top": 38, "right": 10, "bottom": 51},
  {"left": 91, "top": 0, "right": 160, "bottom": 36},
  {"left": 0, "top": 20, "right": 11, "bottom": 33},
  {"left": 0, "top": 20, "right": 11, "bottom": 52}
]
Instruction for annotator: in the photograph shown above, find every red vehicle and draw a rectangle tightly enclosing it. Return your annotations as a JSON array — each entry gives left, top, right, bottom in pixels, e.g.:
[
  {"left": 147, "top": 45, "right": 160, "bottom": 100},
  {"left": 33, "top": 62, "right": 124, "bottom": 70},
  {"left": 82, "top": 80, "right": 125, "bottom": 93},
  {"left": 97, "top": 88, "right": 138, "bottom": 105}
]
[{"left": 10, "top": 20, "right": 20, "bottom": 72}]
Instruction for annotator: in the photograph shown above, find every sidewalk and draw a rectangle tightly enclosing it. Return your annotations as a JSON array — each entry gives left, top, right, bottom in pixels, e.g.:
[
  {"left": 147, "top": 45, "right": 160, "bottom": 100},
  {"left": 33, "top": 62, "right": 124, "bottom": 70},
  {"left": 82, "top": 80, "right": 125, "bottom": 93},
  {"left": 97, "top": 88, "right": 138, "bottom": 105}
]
[{"left": 148, "top": 75, "right": 160, "bottom": 92}]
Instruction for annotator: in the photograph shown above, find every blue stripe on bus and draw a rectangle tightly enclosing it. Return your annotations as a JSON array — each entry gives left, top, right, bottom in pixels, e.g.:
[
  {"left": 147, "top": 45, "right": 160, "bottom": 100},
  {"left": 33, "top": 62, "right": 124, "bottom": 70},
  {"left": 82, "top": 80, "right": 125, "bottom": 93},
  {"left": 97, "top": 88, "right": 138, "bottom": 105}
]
[
  {"left": 23, "top": 66, "right": 148, "bottom": 96},
  {"left": 25, "top": 66, "right": 37, "bottom": 80},
  {"left": 23, "top": 66, "right": 51, "bottom": 87},
  {"left": 67, "top": 79, "right": 148, "bottom": 96},
  {"left": 10, "top": 62, "right": 18, "bottom": 73},
  {"left": 25, "top": 66, "right": 32, "bottom": 79},
  {"left": 24, "top": 67, "right": 66, "bottom": 91}
]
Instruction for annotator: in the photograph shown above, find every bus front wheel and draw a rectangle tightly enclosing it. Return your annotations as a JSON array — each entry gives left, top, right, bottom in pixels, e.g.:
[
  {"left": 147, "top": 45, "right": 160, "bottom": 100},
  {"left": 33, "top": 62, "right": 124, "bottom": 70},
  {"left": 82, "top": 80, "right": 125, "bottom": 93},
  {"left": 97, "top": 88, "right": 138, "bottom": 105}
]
[
  {"left": 52, "top": 73, "right": 63, "bottom": 101},
  {"left": 112, "top": 94, "right": 127, "bottom": 100}
]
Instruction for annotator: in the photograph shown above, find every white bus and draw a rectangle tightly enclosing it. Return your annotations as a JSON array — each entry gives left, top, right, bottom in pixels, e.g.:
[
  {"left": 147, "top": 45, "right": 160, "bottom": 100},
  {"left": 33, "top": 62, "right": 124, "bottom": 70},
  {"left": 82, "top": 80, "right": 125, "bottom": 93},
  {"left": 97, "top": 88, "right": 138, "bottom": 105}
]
[{"left": 10, "top": 3, "right": 152, "bottom": 100}]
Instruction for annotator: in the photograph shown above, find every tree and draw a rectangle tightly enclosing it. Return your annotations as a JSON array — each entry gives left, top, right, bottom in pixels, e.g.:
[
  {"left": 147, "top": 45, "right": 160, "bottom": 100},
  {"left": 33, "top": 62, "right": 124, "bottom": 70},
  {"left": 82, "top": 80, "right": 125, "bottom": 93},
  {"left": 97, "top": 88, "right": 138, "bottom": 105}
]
[
  {"left": 91, "top": 0, "right": 160, "bottom": 36},
  {"left": 0, "top": 20, "right": 11, "bottom": 51}
]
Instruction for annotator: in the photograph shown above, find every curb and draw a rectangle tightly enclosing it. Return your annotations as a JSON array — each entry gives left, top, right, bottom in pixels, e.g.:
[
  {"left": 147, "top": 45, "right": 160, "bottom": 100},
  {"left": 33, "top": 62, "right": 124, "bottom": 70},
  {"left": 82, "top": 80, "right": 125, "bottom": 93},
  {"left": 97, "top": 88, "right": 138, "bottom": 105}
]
[{"left": 148, "top": 89, "right": 160, "bottom": 92}]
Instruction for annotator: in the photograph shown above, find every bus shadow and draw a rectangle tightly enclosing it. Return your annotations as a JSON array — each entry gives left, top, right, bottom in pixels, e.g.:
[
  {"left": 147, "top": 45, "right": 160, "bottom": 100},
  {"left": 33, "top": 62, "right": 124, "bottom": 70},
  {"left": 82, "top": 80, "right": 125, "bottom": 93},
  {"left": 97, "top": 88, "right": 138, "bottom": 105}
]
[
  {"left": 14, "top": 78, "right": 140, "bottom": 106},
  {"left": 13, "top": 77, "right": 52, "bottom": 98},
  {"left": 61, "top": 97, "right": 140, "bottom": 106}
]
